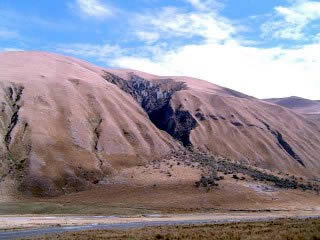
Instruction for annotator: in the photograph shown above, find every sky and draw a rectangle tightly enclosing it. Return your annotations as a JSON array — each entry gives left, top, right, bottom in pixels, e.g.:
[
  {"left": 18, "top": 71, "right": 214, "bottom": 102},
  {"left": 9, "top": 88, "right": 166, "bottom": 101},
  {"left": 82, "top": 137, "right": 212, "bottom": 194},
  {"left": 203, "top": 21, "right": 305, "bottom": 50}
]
[{"left": 0, "top": 0, "right": 319, "bottom": 100}]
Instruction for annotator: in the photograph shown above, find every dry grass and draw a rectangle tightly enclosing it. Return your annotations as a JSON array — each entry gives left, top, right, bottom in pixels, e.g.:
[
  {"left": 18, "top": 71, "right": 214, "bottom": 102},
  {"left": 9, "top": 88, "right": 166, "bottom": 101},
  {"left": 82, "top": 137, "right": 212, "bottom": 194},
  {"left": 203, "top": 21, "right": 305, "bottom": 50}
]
[
  {"left": 0, "top": 202, "right": 157, "bottom": 215},
  {"left": 2, "top": 178, "right": 319, "bottom": 216},
  {"left": 24, "top": 218, "right": 320, "bottom": 240}
]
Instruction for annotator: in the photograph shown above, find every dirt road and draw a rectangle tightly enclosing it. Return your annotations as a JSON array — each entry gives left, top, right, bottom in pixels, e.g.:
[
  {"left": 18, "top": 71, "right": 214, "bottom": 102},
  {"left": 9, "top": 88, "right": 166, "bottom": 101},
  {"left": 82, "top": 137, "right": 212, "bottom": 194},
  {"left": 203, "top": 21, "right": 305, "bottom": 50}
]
[{"left": 1, "top": 210, "right": 320, "bottom": 239}]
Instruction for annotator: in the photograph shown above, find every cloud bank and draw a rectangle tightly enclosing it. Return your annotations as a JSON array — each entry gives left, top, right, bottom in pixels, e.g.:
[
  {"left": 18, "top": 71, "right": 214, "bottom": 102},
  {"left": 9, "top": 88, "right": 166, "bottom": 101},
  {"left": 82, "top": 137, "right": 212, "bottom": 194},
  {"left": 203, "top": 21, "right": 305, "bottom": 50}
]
[{"left": 58, "top": 0, "right": 320, "bottom": 100}]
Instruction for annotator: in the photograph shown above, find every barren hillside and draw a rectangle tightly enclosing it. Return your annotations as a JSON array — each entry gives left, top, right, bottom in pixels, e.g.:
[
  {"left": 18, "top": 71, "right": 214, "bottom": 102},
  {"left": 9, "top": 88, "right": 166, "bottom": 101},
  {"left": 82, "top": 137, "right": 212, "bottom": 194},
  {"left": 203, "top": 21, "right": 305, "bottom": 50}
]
[
  {"left": 264, "top": 97, "right": 320, "bottom": 114},
  {"left": 264, "top": 97, "right": 320, "bottom": 122},
  {"left": 0, "top": 51, "right": 320, "bottom": 198}
]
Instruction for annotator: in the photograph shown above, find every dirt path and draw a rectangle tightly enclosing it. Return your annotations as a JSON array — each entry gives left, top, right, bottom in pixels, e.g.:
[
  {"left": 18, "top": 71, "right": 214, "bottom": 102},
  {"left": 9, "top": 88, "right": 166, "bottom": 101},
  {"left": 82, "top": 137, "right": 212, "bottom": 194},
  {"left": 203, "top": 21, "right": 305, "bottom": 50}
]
[{"left": 1, "top": 210, "right": 320, "bottom": 239}]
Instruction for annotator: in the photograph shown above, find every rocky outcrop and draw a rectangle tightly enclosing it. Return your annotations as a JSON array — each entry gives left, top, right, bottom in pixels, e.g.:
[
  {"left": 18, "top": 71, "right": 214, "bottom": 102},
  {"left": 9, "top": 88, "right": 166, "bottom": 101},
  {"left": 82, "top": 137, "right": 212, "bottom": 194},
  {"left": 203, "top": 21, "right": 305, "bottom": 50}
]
[
  {"left": 149, "top": 103, "right": 197, "bottom": 146},
  {"left": 0, "top": 83, "right": 31, "bottom": 187},
  {"left": 257, "top": 118, "right": 305, "bottom": 167},
  {"left": 4, "top": 85, "right": 24, "bottom": 149},
  {"left": 103, "top": 72, "right": 185, "bottom": 113},
  {"left": 103, "top": 72, "right": 198, "bottom": 146},
  {"left": 273, "top": 130, "right": 305, "bottom": 167}
]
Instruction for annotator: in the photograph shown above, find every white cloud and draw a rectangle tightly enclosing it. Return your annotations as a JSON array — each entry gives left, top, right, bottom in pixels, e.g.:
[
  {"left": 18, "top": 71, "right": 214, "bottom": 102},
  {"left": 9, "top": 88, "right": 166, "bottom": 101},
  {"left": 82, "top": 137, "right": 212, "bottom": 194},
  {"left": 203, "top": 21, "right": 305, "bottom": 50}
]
[
  {"left": 58, "top": 0, "right": 320, "bottom": 100},
  {"left": 186, "top": 0, "right": 223, "bottom": 11},
  {"left": 262, "top": 0, "right": 320, "bottom": 40},
  {"left": 0, "top": 48, "right": 24, "bottom": 52},
  {"left": 74, "top": 0, "right": 113, "bottom": 19},
  {"left": 314, "top": 33, "right": 320, "bottom": 42},
  {"left": 136, "top": 7, "right": 235, "bottom": 43},
  {"left": 57, "top": 43, "right": 123, "bottom": 61},
  {"left": 110, "top": 40, "right": 320, "bottom": 100},
  {"left": 0, "top": 28, "right": 19, "bottom": 39},
  {"left": 136, "top": 31, "right": 160, "bottom": 44}
]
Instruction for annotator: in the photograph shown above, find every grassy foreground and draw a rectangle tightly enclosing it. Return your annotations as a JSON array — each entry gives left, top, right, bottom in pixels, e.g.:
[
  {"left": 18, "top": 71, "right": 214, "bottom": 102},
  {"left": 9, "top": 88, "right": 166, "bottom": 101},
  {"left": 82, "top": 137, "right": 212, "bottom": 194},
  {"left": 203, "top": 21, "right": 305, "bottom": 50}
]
[{"left": 23, "top": 218, "right": 320, "bottom": 240}]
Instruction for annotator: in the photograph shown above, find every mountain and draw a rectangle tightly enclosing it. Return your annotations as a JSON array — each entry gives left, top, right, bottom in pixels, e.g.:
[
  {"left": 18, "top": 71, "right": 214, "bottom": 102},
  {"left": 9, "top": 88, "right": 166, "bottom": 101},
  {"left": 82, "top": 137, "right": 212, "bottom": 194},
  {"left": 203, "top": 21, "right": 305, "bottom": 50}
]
[
  {"left": 264, "top": 97, "right": 320, "bottom": 123},
  {"left": 1, "top": 51, "right": 320, "bottom": 197},
  {"left": 264, "top": 96, "right": 320, "bottom": 114}
]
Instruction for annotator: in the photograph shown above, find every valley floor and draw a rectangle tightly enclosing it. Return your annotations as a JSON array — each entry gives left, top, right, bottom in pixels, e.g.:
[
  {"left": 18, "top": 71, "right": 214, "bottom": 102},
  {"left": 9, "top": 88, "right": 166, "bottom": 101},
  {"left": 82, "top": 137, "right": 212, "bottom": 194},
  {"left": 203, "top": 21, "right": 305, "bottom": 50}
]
[
  {"left": 1, "top": 210, "right": 320, "bottom": 231},
  {"left": 1, "top": 215, "right": 320, "bottom": 240},
  {"left": 1, "top": 180, "right": 320, "bottom": 239},
  {"left": 1, "top": 152, "right": 320, "bottom": 239}
]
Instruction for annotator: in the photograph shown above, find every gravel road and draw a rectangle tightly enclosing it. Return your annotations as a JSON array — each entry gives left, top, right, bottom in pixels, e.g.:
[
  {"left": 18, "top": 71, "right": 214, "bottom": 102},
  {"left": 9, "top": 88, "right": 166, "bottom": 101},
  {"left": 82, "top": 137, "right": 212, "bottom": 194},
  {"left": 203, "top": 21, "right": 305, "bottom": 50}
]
[{"left": 1, "top": 212, "right": 320, "bottom": 240}]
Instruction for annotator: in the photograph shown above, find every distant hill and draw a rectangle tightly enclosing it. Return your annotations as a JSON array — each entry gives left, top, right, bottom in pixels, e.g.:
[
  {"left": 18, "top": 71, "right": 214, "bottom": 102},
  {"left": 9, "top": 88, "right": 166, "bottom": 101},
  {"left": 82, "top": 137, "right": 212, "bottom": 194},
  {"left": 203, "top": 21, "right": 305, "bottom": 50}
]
[{"left": 264, "top": 96, "right": 320, "bottom": 115}]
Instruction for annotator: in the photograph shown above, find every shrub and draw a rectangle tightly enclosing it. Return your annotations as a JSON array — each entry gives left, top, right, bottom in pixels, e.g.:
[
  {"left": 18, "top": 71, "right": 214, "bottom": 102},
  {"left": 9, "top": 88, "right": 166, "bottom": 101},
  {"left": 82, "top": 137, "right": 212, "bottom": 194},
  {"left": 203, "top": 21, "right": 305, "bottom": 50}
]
[{"left": 155, "top": 233, "right": 164, "bottom": 239}]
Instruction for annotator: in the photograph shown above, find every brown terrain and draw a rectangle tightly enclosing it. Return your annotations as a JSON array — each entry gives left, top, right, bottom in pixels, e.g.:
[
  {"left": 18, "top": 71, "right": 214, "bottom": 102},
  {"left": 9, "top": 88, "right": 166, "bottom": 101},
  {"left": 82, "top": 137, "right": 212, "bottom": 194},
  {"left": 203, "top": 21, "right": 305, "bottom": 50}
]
[
  {"left": 0, "top": 51, "right": 319, "bottom": 214},
  {"left": 265, "top": 96, "right": 320, "bottom": 122},
  {"left": 21, "top": 218, "right": 320, "bottom": 240},
  {"left": 265, "top": 96, "right": 320, "bottom": 114}
]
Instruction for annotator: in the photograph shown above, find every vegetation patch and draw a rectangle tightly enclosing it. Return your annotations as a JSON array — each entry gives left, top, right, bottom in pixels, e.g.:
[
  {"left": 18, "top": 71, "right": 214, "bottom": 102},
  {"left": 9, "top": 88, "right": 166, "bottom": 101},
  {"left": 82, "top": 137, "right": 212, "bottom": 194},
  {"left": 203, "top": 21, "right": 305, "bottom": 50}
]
[
  {"left": 24, "top": 218, "right": 320, "bottom": 240},
  {"left": 167, "top": 150, "right": 319, "bottom": 192}
]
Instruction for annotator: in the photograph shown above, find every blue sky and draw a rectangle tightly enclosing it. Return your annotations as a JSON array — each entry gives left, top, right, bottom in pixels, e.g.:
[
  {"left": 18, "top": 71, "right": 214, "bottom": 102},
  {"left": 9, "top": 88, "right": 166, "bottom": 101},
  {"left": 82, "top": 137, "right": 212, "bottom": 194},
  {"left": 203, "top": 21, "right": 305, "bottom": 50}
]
[{"left": 0, "top": 0, "right": 319, "bottom": 99}]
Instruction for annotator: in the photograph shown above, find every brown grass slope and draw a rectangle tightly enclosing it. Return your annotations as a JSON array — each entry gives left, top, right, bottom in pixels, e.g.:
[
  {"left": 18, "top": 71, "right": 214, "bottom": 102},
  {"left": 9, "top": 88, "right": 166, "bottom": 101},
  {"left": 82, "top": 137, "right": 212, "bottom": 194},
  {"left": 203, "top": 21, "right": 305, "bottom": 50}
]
[
  {"left": 107, "top": 69, "right": 320, "bottom": 176},
  {"left": 0, "top": 52, "right": 179, "bottom": 197},
  {"left": 0, "top": 51, "right": 320, "bottom": 198},
  {"left": 264, "top": 96, "right": 320, "bottom": 114},
  {"left": 264, "top": 96, "right": 320, "bottom": 124}
]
